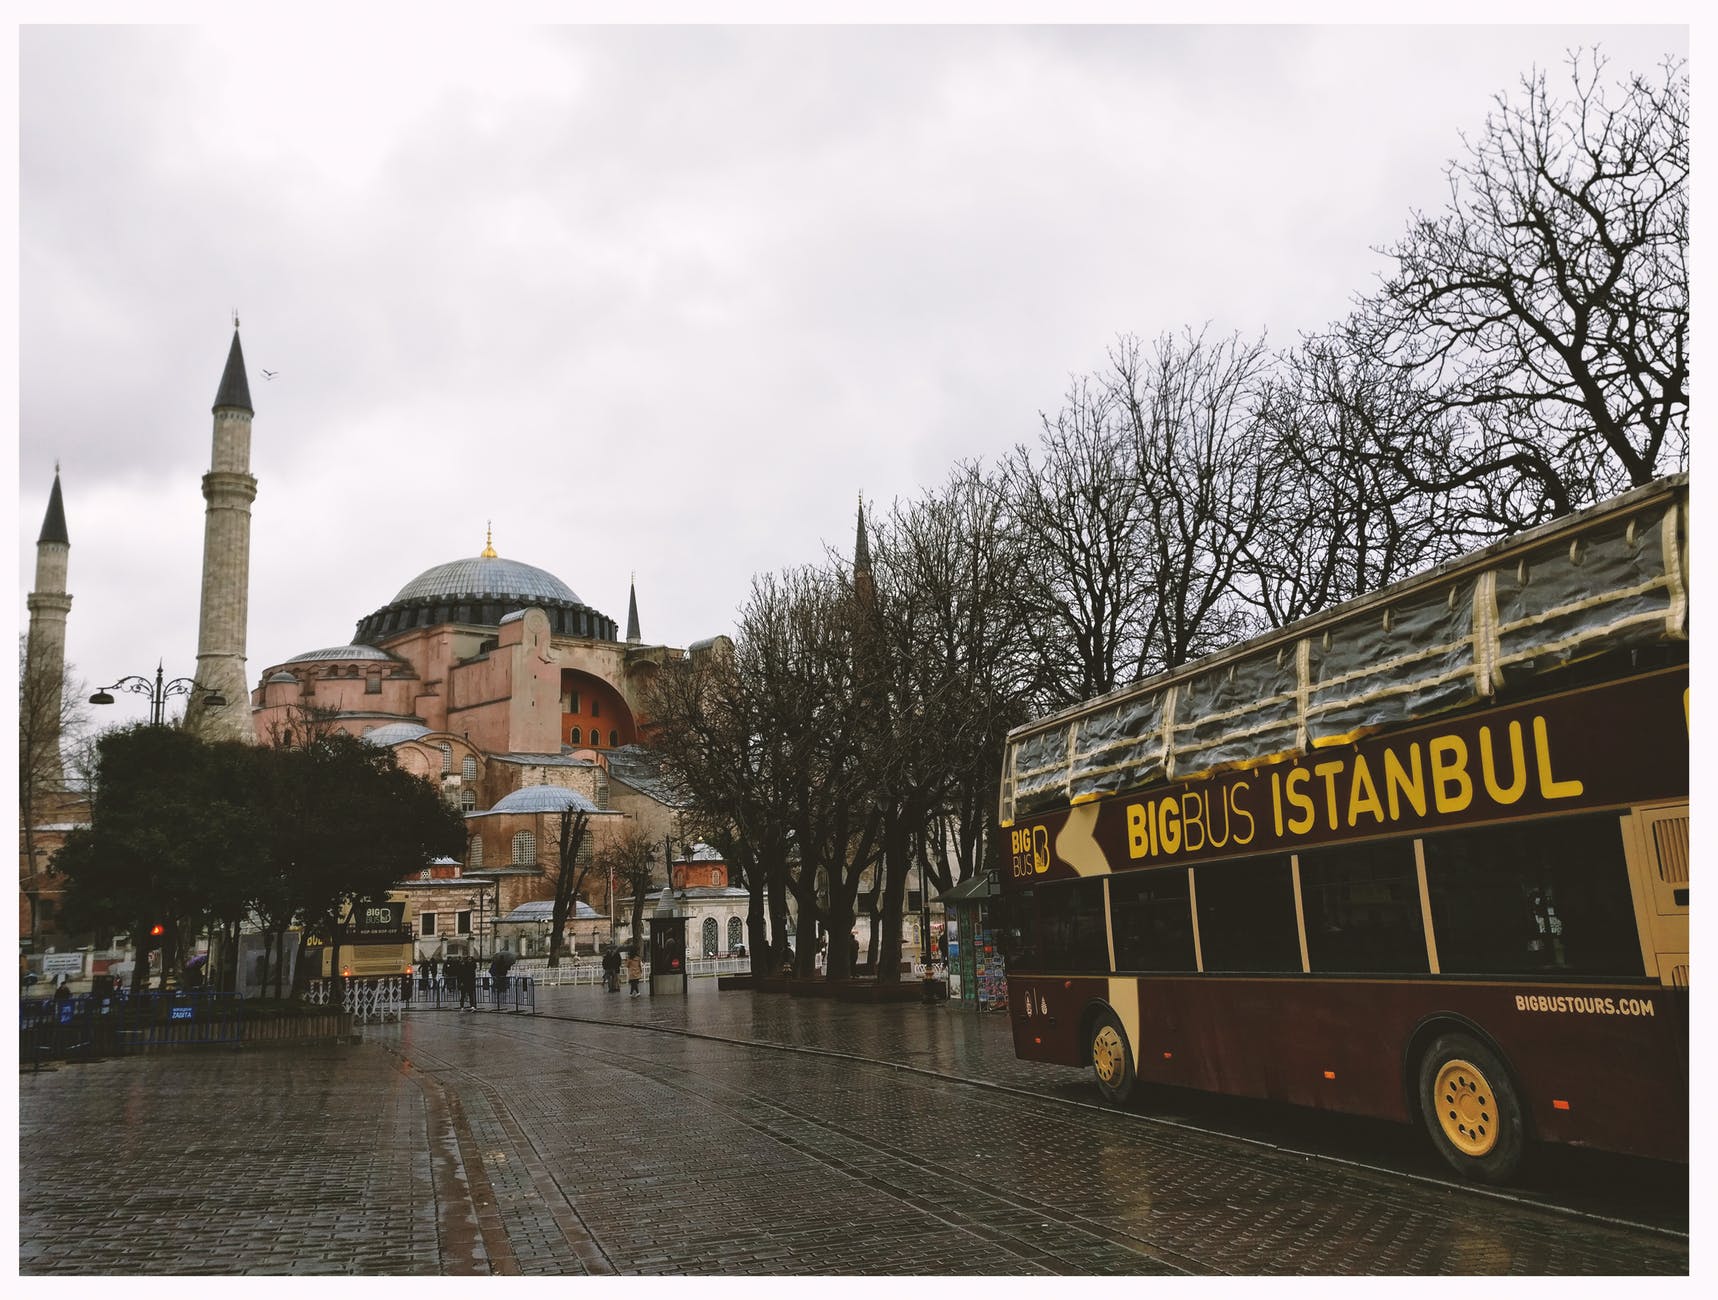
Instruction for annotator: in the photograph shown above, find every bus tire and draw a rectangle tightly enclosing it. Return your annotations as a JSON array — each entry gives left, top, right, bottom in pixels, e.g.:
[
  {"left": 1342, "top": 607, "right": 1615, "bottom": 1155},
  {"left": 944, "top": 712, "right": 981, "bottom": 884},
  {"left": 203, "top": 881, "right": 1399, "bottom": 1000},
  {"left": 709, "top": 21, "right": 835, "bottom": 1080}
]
[
  {"left": 1089, "top": 1008, "right": 1136, "bottom": 1106},
  {"left": 1417, "top": 1032, "right": 1525, "bottom": 1184}
]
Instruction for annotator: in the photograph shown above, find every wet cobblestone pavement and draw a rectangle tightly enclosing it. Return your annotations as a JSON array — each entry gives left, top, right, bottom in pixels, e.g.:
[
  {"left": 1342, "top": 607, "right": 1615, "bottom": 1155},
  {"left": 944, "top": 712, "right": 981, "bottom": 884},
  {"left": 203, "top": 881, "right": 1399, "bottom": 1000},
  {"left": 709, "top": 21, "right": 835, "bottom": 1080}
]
[{"left": 18, "top": 979, "right": 1688, "bottom": 1275}]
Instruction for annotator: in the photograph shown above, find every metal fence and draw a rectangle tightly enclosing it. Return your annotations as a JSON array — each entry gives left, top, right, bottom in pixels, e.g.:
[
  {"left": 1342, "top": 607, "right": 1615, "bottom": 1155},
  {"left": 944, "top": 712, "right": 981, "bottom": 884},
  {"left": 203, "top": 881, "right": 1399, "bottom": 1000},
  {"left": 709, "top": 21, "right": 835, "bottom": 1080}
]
[
  {"left": 312, "top": 973, "right": 540, "bottom": 1018},
  {"left": 20, "top": 991, "right": 244, "bottom": 1067}
]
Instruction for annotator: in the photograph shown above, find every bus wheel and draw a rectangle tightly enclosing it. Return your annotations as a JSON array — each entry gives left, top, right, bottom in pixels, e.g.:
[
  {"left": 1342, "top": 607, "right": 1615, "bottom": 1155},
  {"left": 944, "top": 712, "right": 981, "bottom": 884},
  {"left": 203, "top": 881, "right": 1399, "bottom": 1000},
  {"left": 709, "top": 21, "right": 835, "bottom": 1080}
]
[
  {"left": 1090, "top": 1009, "right": 1136, "bottom": 1106},
  {"left": 1417, "top": 1033, "right": 1525, "bottom": 1184}
]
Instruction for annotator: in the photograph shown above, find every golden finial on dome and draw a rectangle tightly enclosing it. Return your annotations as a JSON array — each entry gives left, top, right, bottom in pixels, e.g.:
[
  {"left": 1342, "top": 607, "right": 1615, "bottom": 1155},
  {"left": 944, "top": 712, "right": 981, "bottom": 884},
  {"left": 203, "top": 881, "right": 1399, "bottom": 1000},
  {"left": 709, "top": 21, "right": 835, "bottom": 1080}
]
[{"left": 481, "top": 520, "right": 497, "bottom": 559}]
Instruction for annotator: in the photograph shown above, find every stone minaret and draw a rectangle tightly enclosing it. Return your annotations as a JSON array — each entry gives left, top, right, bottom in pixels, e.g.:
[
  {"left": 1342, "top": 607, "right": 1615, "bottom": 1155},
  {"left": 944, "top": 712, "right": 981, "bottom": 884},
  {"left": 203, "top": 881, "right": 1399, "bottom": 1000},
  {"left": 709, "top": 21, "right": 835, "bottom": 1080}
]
[
  {"left": 25, "top": 468, "right": 72, "bottom": 785},
  {"left": 184, "top": 327, "right": 258, "bottom": 743},
  {"left": 625, "top": 574, "right": 641, "bottom": 644}
]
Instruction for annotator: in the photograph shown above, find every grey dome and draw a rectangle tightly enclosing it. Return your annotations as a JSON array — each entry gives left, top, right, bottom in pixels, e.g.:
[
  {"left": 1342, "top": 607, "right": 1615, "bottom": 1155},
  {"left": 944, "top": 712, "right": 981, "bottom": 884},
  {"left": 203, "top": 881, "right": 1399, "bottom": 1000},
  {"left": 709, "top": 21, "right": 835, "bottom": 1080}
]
[
  {"left": 362, "top": 721, "right": 432, "bottom": 746},
  {"left": 354, "top": 553, "right": 617, "bottom": 645},
  {"left": 287, "top": 644, "right": 394, "bottom": 663},
  {"left": 266, "top": 671, "right": 299, "bottom": 684},
  {"left": 487, "top": 784, "right": 601, "bottom": 815},
  {"left": 392, "top": 556, "right": 581, "bottom": 606}
]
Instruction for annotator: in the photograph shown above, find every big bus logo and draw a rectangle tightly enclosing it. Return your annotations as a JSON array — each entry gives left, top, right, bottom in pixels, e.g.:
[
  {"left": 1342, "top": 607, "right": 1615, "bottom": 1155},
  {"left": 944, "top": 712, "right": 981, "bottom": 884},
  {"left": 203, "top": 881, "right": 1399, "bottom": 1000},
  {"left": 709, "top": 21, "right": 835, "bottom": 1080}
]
[{"left": 1009, "top": 826, "right": 1051, "bottom": 877}]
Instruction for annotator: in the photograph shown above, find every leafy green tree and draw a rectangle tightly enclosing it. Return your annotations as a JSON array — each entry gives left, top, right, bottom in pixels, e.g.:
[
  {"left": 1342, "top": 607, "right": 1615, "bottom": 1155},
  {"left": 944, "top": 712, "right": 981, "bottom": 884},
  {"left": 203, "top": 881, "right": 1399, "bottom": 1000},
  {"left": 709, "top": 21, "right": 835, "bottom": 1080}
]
[{"left": 56, "top": 725, "right": 258, "bottom": 994}]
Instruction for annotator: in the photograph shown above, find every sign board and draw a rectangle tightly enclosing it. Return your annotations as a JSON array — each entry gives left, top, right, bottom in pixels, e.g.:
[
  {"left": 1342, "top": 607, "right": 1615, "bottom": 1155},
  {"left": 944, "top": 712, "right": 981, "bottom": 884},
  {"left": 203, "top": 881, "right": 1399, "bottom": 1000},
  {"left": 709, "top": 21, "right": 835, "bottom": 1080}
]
[
  {"left": 43, "top": 952, "right": 84, "bottom": 975},
  {"left": 170, "top": 1004, "right": 194, "bottom": 1021},
  {"left": 349, "top": 902, "right": 407, "bottom": 938}
]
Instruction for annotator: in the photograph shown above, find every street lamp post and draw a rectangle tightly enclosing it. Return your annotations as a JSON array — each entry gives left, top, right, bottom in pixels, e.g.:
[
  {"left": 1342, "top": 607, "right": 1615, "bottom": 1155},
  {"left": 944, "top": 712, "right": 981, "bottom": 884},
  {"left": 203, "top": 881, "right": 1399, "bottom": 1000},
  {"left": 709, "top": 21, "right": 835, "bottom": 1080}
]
[
  {"left": 89, "top": 662, "right": 226, "bottom": 726},
  {"left": 89, "top": 663, "right": 228, "bottom": 993}
]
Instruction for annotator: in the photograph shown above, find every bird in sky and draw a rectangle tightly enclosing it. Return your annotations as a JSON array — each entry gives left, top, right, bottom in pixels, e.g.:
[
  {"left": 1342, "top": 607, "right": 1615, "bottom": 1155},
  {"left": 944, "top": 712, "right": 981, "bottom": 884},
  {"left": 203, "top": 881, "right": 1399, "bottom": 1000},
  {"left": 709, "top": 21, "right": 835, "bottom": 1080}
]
[{"left": 261, "top": 369, "right": 278, "bottom": 380}]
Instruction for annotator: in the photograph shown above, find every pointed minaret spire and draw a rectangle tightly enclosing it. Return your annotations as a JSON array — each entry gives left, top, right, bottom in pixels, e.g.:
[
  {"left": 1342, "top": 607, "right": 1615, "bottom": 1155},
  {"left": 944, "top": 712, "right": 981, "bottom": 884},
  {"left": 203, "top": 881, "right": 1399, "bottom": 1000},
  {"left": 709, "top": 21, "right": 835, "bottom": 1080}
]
[
  {"left": 38, "top": 467, "right": 69, "bottom": 545},
  {"left": 481, "top": 521, "right": 498, "bottom": 558},
  {"left": 186, "top": 324, "right": 258, "bottom": 744},
  {"left": 854, "top": 492, "right": 872, "bottom": 572},
  {"left": 212, "top": 326, "right": 253, "bottom": 414},
  {"left": 625, "top": 573, "right": 641, "bottom": 644}
]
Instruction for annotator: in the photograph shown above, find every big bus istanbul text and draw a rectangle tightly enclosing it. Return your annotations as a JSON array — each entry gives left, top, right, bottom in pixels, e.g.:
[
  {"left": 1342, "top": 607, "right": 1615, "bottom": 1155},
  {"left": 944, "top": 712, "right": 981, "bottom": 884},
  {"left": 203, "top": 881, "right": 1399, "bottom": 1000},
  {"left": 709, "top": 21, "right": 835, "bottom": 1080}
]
[
  {"left": 1006, "top": 678, "right": 1664, "bottom": 879},
  {"left": 1126, "top": 715, "right": 1579, "bottom": 862}
]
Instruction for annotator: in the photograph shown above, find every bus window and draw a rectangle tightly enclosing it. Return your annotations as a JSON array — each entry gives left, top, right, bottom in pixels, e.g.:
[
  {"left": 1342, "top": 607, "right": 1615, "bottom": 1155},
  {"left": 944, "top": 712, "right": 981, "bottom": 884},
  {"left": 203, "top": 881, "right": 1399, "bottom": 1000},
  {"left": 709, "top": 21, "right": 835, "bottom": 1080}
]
[
  {"left": 1195, "top": 856, "right": 1301, "bottom": 972},
  {"left": 1298, "top": 841, "right": 1429, "bottom": 974},
  {"left": 997, "top": 882, "right": 1108, "bottom": 973},
  {"left": 1422, "top": 816, "right": 1644, "bottom": 977},
  {"left": 1110, "top": 868, "right": 1197, "bottom": 972}
]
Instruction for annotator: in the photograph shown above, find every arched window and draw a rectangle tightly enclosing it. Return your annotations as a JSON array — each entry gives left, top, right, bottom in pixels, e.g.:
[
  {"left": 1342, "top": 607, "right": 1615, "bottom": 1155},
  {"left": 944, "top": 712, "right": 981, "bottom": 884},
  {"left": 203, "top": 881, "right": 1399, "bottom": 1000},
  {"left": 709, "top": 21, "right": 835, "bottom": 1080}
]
[
  {"left": 468, "top": 837, "right": 484, "bottom": 868},
  {"left": 460, "top": 789, "right": 476, "bottom": 812},
  {"left": 512, "top": 830, "right": 536, "bottom": 865},
  {"left": 440, "top": 744, "right": 453, "bottom": 774},
  {"left": 590, "top": 731, "right": 601, "bottom": 749},
  {"left": 609, "top": 729, "right": 618, "bottom": 748},
  {"left": 702, "top": 916, "right": 719, "bottom": 957},
  {"left": 728, "top": 917, "right": 743, "bottom": 952},
  {"left": 462, "top": 755, "right": 477, "bottom": 780},
  {"left": 569, "top": 727, "right": 581, "bottom": 745}
]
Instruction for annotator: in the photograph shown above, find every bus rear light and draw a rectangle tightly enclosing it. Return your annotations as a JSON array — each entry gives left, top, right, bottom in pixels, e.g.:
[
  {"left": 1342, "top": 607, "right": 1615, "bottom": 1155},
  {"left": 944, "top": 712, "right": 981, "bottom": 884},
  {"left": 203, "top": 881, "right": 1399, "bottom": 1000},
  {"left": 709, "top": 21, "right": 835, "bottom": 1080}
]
[
  {"left": 1163, "top": 1051, "right": 1173, "bottom": 1060},
  {"left": 1063, "top": 980, "right": 1072, "bottom": 989},
  {"left": 1553, "top": 1099, "right": 1571, "bottom": 1111},
  {"left": 1033, "top": 1036, "right": 1042, "bottom": 1045},
  {"left": 1323, "top": 1070, "right": 1336, "bottom": 1080}
]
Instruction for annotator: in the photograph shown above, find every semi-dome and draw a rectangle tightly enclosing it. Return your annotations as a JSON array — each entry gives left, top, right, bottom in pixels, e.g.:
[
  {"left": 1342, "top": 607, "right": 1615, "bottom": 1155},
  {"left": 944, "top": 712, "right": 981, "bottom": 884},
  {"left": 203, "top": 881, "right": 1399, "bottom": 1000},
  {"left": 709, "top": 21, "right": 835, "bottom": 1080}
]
[
  {"left": 362, "top": 721, "right": 432, "bottom": 746},
  {"left": 287, "top": 644, "right": 395, "bottom": 663},
  {"left": 484, "top": 784, "right": 601, "bottom": 816},
  {"left": 353, "top": 550, "right": 618, "bottom": 646}
]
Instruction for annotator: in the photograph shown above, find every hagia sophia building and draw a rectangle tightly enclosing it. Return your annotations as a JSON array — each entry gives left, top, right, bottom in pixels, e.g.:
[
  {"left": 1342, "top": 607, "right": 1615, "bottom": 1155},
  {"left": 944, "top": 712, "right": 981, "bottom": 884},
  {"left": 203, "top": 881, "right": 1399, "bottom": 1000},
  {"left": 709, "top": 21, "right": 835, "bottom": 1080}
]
[{"left": 22, "top": 326, "right": 750, "bottom": 977}]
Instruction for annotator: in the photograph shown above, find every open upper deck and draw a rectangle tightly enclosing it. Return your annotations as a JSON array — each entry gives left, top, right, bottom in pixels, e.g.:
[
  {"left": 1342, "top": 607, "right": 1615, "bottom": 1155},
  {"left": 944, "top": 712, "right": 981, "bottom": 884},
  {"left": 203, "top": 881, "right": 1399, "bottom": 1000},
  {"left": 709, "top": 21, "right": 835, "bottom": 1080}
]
[{"left": 1002, "top": 476, "right": 1688, "bottom": 826}]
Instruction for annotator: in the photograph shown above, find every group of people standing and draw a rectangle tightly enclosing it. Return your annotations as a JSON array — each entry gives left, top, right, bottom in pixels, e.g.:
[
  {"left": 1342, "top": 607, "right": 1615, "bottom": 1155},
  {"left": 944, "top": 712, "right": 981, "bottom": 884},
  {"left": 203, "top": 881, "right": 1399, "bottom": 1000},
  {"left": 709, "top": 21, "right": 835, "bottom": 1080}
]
[{"left": 600, "top": 946, "right": 645, "bottom": 995}]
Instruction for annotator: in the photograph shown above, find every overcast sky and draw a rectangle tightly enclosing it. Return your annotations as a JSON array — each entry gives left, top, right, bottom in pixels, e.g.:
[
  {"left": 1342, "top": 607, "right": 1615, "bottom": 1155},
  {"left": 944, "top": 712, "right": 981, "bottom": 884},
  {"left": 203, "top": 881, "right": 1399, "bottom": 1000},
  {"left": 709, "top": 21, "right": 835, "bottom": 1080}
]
[{"left": 16, "top": 21, "right": 1687, "bottom": 729}]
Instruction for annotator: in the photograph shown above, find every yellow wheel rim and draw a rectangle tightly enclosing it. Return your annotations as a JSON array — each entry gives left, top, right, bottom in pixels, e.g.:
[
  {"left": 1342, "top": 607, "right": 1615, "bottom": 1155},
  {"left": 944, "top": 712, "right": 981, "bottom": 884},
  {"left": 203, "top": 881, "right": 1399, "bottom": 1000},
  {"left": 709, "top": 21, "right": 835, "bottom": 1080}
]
[
  {"left": 1434, "top": 1057, "right": 1499, "bottom": 1157},
  {"left": 1093, "top": 1024, "right": 1125, "bottom": 1086}
]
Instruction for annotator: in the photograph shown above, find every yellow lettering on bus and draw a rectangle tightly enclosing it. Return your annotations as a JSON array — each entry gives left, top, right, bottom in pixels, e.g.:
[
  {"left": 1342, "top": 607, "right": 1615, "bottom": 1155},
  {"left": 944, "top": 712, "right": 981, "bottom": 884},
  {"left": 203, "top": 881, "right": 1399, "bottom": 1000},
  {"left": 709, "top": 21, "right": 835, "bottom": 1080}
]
[
  {"left": 1313, "top": 759, "right": 1346, "bottom": 830},
  {"left": 1284, "top": 767, "right": 1315, "bottom": 835},
  {"left": 1228, "top": 781, "right": 1256, "bottom": 846},
  {"left": 1383, "top": 744, "right": 1426, "bottom": 820},
  {"left": 1346, "top": 754, "right": 1384, "bottom": 827},
  {"left": 1533, "top": 715, "right": 1585, "bottom": 799},
  {"left": 1479, "top": 721, "right": 1528, "bottom": 805},
  {"left": 1429, "top": 735, "right": 1473, "bottom": 813},
  {"left": 1127, "top": 803, "right": 1149, "bottom": 859},
  {"left": 1270, "top": 771, "right": 1284, "bottom": 836},
  {"left": 1181, "top": 790, "right": 1207, "bottom": 853},
  {"left": 1158, "top": 795, "right": 1182, "bottom": 855}
]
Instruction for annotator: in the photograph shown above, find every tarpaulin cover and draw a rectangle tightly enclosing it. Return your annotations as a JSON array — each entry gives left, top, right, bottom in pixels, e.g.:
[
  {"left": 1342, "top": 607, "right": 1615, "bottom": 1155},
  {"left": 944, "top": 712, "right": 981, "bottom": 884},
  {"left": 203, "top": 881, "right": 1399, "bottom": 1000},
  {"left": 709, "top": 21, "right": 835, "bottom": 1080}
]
[{"left": 1002, "top": 483, "right": 1686, "bottom": 823}]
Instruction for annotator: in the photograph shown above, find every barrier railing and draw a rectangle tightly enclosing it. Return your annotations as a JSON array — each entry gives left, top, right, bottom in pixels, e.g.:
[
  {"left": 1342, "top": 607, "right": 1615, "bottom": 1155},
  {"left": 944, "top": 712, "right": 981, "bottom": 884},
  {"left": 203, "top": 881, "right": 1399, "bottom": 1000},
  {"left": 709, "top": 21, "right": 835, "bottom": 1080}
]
[{"left": 20, "top": 991, "right": 244, "bottom": 1066}]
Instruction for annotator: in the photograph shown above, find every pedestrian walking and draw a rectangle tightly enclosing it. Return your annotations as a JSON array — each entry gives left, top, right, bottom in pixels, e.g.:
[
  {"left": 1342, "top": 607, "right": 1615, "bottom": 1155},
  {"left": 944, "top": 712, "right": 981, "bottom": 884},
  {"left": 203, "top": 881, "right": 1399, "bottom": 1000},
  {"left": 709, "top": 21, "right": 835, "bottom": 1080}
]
[
  {"left": 602, "top": 946, "right": 621, "bottom": 993},
  {"left": 461, "top": 956, "right": 479, "bottom": 1011},
  {"left": 625, "top": 949, "right": 643, "bottom": 996}
]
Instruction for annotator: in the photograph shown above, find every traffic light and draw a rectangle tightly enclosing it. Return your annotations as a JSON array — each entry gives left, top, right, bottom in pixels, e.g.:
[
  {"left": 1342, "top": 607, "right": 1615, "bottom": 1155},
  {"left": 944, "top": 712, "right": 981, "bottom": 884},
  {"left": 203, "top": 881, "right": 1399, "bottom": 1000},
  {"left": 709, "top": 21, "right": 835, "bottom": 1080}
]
[{"left": 148, "top": 924, "right": 165, "bottom": 937}]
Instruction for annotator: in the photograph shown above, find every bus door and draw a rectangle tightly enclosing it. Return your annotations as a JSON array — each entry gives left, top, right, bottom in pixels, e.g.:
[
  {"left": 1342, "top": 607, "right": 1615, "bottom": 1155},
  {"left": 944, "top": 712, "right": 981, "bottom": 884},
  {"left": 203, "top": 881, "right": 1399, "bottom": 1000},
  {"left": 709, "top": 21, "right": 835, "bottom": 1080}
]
[{"left": 1625, "top": 802, "right": 1689, "bottom": 988}]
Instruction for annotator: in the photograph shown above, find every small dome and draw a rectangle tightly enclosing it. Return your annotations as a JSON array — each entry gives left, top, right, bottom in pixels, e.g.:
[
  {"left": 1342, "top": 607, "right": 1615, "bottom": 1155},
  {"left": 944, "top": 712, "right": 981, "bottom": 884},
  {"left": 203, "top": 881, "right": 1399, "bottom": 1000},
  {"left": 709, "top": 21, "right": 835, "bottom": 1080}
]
[
  {"left": 392, "top": 556, "right": 581, "bottom": 606},
  {"left": 266, "top": 671, "right": 299, "bottom": 684},
  {"left": 362, "top": 721, "right": 432, "bottom": 746},
  {"left": 487, "top": 784, "right": 600, "bottom": 815},
  {"left": 287, "top": 644, "right": 394, "bottom": 664}
]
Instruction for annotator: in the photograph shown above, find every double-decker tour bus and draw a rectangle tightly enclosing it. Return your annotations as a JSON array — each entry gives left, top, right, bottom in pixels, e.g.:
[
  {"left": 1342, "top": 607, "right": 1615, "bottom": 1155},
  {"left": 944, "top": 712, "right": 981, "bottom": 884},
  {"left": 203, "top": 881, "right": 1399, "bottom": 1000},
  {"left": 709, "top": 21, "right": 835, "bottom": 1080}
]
[
  {"left": 308, "top": 900, "right": 414, "bottom": 984},
  {"left": 996, "top": 475, "right": 1687, "bottom": 1183}
]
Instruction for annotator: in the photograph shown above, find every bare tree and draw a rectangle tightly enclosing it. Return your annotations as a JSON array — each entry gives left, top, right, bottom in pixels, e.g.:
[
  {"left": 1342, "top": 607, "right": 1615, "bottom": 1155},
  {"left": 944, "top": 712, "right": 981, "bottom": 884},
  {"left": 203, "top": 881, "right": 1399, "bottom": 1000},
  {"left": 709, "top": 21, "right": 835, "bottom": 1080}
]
[
  {"left": 594, "top": 825, "right": 658, "bottom": 952},
  {"left": 1000, "top": 375, "right": 1154, "bottom": 708},
  {"left": 18, "top": 636, "right": 87, "bottom": 950},
  {"left": 1113, "top": 328, "right": 1273, "bottom": 670},
  {"left": 545, "top": 804, "right": 592, "bottom": 967},
  {"left": 1358, "top": 50, "right": 1688, "bottom": 525}
]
